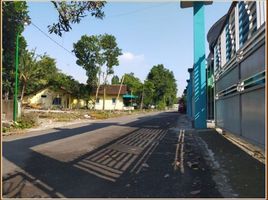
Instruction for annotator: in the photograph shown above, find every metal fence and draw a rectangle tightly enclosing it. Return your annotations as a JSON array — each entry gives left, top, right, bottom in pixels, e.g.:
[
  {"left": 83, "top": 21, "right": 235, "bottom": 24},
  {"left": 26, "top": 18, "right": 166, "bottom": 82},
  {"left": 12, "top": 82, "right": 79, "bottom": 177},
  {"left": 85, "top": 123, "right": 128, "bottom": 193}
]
[{"left": 214, "top": 25, "right": 265, "bottom": 149}]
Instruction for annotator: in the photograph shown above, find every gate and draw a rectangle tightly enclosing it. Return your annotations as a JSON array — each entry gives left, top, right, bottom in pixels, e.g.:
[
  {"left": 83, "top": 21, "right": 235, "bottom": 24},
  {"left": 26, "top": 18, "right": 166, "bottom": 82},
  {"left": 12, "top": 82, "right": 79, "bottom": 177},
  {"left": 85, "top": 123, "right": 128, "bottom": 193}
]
[{"left": 215, "top": 25, "right": 265, "bottom": 149}]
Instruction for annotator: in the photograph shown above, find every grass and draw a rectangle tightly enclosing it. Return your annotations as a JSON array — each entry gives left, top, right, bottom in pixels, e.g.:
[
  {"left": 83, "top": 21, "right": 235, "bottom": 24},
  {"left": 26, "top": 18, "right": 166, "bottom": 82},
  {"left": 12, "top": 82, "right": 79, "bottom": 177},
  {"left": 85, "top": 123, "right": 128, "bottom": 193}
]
[
  {"left": 3, "top": 113, "right": 38, "bottom": 133},
  {"left": 3, "top": 109, "right": 158, "bottom": 134}
]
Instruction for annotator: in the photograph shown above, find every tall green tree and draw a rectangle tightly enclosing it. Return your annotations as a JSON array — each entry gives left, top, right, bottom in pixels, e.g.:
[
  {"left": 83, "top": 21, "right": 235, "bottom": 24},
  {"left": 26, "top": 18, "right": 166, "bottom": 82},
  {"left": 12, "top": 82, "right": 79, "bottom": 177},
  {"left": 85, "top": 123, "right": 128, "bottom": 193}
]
[
  {"left": 143, "top": 80, "right": 155, "bottom": 106},
  {"left": 2, "top": 1, "right": 30, "bottom": 99},
  {"left": 123, "top": 73, "right": 143, "bottom": 94},
  {"left": 73, "top": 35, "right": 103, "bottom": 87},
  {"left": 146, "top": 64, "right": 177, "bottom": 109},
  {"left": 19, "top": 49, "right": 39, "bottom": 101},
  {"left": 100, "top": 34, "right": 122, "bottom": 110},
  {"left": 19, "top": 53, "right": 58, "bottom": 97},
  {"left": 73, "top": 34, "right": 122, "bottom": 110}
]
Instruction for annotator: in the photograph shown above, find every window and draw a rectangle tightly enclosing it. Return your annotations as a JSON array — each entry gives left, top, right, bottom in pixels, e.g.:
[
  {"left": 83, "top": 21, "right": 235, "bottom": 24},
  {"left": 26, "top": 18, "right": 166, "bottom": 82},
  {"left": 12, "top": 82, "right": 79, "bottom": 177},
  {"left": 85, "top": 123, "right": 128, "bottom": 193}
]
[
  {"left": 52, "top": 98, "right": 61, "bottom": 105},
  {"left": 238, "top": 1, "right": 257, "bottom": 46},
  {"left": 214, "top": 38, "right": 221, "bottom": 72},
  {"left": 41, "top": 95, "right": 47, "bottom": 98},
  {"left": 225, "top": 8, "right": 236, "bottom": 62},
  {"left": 112, "top": 98, "right": 116, "bottom": 104},
  {"left": 96, "top": 98, "right": 100, "bottom": 104}
]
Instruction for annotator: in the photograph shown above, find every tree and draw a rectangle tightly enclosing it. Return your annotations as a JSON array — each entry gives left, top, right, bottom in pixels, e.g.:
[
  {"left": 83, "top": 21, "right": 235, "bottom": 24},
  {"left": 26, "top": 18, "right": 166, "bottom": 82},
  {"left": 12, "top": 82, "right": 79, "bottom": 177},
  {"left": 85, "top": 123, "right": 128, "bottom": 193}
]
[
  {"left": 146, "top": 64, "right": 177, "bottom": 109},
  {"left": 143, "top": 80, "right": 155, "bottom": 107},
  {"left": 111, "top": 75, "right": 120, "bottom": 84},
  {"left": 2, "top": 1, "right": 30, "bottom": 99},
  {"left": 19, "top": 49, "right": 39, "bottom": 101},
  {"left": 100, "top": 34, "right": 122, "bottom": 110},
  {"left": 73, "top": 35, "right": 103, "bottom": 87},
  {"left": 73, "top": 34, "right": 122, "bottom": 110},
  {"left": 123, "top": 73, "right": 143, "bottom": 95},
  {"left": 19, "top": 53, "right": 59, "bottom": 98},
  {"left": 49, "top": 1, "right": 106, "bottom": 36}
]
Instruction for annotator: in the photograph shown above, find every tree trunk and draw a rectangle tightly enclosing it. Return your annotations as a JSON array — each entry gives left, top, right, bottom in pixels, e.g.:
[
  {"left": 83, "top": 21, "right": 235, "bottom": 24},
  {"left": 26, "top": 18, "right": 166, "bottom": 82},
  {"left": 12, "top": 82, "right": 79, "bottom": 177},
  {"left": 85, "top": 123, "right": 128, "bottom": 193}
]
[
  {"left": 140, "top": 84, "right": 144, "bottom": 110},
  {"left": 114, "top": 75, "right": 125, "bottom": 110},
  {"left": 102, "top": 72, "right": 108, "bottom": 111},
  {"left": 20, "top": 82, "right": 26, "bottom": 101},
  {"left": 4, "top": 91, "right": 9, "bottom": 100},
  {"left": 102, "top": 86, "right": 106, "bottom": 110},
  {"left": 95, "top": 72, "right": 102, "bottom": 110}
]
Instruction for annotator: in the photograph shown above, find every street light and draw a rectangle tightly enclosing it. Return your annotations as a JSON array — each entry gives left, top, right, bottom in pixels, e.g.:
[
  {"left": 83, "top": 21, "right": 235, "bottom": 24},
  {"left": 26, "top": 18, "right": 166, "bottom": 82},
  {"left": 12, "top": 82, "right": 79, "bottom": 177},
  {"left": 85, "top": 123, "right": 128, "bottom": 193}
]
[{"left": 13, "top": 19, "right": 30, "bottom": 122}]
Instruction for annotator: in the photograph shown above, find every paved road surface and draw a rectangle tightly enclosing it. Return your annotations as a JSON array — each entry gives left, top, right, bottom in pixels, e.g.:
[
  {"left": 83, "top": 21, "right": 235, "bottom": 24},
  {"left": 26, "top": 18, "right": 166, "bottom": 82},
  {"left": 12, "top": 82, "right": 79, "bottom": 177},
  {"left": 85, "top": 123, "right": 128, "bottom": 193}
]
[{"left": 2, "top": 112, "right": 265, "bottom": 198}]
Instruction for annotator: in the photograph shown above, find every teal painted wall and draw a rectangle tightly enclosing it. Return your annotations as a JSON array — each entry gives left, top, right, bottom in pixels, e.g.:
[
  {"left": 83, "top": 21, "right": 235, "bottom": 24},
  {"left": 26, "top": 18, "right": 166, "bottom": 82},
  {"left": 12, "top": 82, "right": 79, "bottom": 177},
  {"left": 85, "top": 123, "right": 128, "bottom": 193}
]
[{"left": 193, "top": 2, "right": 207, "bottom": 128}]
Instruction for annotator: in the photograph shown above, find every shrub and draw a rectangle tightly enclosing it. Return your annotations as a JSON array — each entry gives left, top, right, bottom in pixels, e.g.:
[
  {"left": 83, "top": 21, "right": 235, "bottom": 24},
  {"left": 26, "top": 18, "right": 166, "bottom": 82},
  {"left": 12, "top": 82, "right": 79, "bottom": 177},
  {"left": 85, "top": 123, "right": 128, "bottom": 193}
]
[{"left": 13, "top": 113, "right": 38, "bottom": 129}]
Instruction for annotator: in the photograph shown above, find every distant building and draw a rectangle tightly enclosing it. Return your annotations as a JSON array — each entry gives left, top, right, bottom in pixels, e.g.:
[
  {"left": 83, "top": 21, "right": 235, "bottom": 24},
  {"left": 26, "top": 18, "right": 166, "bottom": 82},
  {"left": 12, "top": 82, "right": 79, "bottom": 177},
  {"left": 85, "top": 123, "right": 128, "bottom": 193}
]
[
  {"left": 23, "top": 86, "right": 78, "bottom": 109},
  {"left": 90, "top": 85, "right": 129, "bottom": 110}
]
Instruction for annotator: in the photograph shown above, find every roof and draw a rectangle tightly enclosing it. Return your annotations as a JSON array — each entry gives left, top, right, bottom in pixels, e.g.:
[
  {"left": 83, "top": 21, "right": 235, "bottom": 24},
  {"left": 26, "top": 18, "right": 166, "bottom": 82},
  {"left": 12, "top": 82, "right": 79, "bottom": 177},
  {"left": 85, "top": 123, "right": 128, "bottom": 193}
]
[
  {"left": 24, "top": 85, "right": 72, "bottom": 97},
  {"left": 96, "top": 85, "right": 127, "bottom": 95},
  {"left": 180, "top": 1, "right": 212, "bottom": 8},
  {"left": 207, "top": 2, "right": 237, "bottom": 50},
  {"left": 207, "top": 14, "right": 228, "bottom": 51},
  {"left": 123, "top": 94, "right": 138, "bottom": 99}
]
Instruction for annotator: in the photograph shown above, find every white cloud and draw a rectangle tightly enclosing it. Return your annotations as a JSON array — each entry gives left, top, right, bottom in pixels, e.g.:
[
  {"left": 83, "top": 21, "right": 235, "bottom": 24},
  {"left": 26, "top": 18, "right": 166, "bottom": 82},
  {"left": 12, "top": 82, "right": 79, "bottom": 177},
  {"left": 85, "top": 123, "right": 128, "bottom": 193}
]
[
  {"left": 114, "top": 51, "right": 149, "bottom": 82},
  {"left": 119, "top": 52, "right": 145, "bottom": 62}
]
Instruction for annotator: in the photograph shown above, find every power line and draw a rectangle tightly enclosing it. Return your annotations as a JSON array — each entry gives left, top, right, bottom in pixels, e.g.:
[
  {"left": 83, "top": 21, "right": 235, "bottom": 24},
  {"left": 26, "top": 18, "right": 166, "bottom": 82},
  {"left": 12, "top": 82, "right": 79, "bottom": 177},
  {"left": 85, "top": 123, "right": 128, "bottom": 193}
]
[
  {"left": 30, "top": 3, "right": 173, "bottom": 56},
  {"left": 30, "top": 21, "right": 75, "bottom": 57},
  {"left": 108, "top": 2, "right": 173, "bottom": 18}
]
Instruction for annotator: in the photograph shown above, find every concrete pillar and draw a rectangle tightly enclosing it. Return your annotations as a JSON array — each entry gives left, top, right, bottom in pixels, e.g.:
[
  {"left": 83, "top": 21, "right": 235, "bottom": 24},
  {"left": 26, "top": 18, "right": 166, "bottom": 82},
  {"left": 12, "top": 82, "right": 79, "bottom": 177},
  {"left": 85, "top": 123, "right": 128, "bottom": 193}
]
[{"left": 193, "top": 2, "right": 207, "bottom": 128}]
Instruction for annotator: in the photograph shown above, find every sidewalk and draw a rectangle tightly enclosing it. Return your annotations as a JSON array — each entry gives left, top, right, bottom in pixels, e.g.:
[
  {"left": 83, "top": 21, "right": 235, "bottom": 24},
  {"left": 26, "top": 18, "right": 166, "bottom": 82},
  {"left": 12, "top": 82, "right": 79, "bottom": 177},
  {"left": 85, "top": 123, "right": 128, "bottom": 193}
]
[{"left": 193, "top": 129, "right": 265, "bottom": 197}]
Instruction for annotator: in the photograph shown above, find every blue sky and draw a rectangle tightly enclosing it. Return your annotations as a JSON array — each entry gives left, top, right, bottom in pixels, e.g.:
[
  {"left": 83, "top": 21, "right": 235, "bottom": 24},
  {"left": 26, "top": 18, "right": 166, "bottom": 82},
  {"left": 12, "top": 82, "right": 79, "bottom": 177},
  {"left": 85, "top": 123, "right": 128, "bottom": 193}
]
[{"left": 22, "top": 1, "right": 231, "bottom": 96}]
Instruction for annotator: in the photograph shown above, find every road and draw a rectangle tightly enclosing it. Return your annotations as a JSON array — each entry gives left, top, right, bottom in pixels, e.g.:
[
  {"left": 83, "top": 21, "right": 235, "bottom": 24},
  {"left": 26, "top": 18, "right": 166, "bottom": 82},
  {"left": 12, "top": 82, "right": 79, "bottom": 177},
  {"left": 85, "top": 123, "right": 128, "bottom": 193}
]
[{"left": 2, "top": 112, "right": 265, "bottom": 198}]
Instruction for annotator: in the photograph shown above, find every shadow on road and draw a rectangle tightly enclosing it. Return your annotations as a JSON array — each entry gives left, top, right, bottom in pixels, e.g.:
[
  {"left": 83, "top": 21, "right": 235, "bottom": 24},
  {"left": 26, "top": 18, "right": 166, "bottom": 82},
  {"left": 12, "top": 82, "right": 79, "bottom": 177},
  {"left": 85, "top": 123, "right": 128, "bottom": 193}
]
[{"left": 2, "top": 112, "right": 184, "bottom": 197}]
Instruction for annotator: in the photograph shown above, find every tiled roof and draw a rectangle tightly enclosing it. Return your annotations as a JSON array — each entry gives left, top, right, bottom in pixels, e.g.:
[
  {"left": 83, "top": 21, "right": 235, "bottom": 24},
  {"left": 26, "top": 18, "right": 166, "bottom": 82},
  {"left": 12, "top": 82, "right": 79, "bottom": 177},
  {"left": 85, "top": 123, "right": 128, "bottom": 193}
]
[{"left": 96, "top": 85, "right": 127, "bottom": 95}]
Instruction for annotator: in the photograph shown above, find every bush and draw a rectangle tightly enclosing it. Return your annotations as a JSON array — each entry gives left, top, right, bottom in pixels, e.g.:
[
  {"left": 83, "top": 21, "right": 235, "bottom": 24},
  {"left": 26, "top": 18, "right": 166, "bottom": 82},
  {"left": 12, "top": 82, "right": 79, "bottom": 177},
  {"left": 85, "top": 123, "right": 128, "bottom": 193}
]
[
  {"left": 157, "top": 101, "right": 166, "bottom": 110},
  {"left": 13, "top": 113, "right": 38, "bottom": 129}
]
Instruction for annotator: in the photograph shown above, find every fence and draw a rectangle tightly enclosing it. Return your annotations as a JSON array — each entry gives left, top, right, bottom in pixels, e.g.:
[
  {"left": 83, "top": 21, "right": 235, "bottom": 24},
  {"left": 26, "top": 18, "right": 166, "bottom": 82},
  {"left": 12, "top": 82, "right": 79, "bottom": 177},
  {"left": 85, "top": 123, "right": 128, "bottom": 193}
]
[
  {"left": 2, "top": 100, "right": 21, "bottom": 121},
  {"left": 214, "top": 24, "right": 265, "bottom": 149}
]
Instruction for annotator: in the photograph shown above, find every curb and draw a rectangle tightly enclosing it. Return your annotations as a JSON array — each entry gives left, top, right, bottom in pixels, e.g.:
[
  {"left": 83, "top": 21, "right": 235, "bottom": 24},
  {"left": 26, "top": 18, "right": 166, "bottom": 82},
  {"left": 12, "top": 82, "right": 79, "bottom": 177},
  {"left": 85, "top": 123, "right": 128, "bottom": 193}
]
[{"left": 215, "top": 128, "right": 265, "bottom": 164}]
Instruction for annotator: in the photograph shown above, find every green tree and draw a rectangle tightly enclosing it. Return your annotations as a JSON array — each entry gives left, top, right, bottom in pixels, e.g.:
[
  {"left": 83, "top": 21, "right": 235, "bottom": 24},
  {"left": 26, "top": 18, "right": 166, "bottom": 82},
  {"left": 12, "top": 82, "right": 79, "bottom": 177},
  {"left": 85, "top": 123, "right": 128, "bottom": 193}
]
[
  {"left": 73, "top": 34, "right": 122, "bottom": 110},
  {"left": 2, "top": 1, "right": 30, "bottom": 99},
  {"left": 143, "top": 80, "right": 155, "bottom": 107},
  {"left": 19, "top": 53, "right": 58, "bottom": 98},
  {"left": 73, "top": 35, "right": 103, "bottom": 87},
  {"left": 123, "top": 73, "right": 143, "bottom": 95},
  {"left": 146, "top": 64, "right": 177, "bottom": 109},
  {"left": 19, "top": 49, "right": 39, "bottom": 101},
  {"left": 49, "top": 1, "right": 106, "bottom": 36},
  {"left": 100, "top": 34, "right": 122, "bottom": 110},
  {"left": 111, "top": 75, "right": 120, "bottom": 84}
]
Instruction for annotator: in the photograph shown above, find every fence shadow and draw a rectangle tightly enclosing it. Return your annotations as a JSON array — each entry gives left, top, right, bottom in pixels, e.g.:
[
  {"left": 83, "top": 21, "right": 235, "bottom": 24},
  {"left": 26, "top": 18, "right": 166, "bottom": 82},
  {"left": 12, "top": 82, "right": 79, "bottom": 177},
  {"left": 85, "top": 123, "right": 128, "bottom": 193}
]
[{"left": 3, "top": 112, "right": 178, "bottom": 197}]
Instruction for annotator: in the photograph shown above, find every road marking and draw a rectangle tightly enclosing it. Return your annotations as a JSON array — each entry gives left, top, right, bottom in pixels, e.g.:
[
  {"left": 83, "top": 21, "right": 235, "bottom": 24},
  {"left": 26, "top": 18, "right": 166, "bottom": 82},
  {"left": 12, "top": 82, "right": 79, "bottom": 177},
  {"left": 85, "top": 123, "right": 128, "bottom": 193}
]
[
  {"left": 180, "top": 130, "right": 185, "bottom": 174},
  {"left": 174, "top": 129, "right": 185, "bottom": 174}
]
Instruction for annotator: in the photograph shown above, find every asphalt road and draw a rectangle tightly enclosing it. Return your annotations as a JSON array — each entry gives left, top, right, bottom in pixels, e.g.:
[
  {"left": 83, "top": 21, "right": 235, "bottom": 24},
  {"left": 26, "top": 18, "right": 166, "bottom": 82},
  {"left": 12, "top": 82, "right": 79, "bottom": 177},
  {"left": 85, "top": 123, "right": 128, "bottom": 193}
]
[{"left": 2, "top": 112, "right": 265, "bottom": 198}]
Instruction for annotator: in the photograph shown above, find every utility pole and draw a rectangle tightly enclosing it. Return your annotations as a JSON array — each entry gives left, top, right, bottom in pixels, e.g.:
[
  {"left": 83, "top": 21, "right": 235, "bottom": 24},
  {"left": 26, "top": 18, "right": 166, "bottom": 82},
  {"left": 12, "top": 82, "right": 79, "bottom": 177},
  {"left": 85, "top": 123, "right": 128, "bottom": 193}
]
[{"left": 13, "top": 20, "right": 30, "bottom": 122}]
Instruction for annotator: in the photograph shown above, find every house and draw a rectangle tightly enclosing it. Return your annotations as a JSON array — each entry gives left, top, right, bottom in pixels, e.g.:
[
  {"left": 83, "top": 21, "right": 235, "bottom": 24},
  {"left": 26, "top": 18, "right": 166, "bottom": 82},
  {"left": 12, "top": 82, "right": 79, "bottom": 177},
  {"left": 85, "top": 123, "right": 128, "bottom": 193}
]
[
  {"left": 23, "top": 86, "right": 73, "bottom": 109},
  {"left": 90, "top": 85, "right": 131, "bottom": 110}
]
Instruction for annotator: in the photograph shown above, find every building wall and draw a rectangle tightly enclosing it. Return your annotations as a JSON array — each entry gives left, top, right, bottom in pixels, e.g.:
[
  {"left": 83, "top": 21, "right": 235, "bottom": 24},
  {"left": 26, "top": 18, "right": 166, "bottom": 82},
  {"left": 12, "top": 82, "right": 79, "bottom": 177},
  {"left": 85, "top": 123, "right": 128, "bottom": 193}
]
[
  {"left": 212, "top": 2, "right": 266, "bottom": 149},
  {"left": 94, "top": 95, "right": 124, "bottom": 110},
  {"left": 24, "top": 88, "right": 72, "bottom": 109},
  {"left": 71, "top": 99, "right": 87, "bottom": 109}
]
